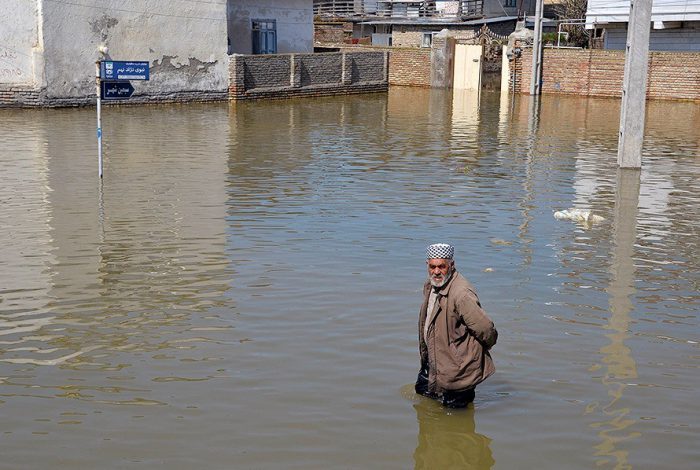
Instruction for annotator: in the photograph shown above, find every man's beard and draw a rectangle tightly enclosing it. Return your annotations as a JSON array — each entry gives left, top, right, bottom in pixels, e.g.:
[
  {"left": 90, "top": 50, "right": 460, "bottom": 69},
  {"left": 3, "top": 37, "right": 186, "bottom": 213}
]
[{"left": 429, "top": 268, "right": 452, "bottom": 288}]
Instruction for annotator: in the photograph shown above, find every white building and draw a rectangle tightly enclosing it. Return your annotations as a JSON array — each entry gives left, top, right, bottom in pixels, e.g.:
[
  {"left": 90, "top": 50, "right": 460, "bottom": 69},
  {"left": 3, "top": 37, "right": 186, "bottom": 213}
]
[
  {"left": 586, "top": 0, "right": 700, "bottom": 51},
  {"left": 0, "top": 0, "right": 313, "bottom": 106},
  {"left": 228, "top": 0, "right": 314, "bottom": 55}
]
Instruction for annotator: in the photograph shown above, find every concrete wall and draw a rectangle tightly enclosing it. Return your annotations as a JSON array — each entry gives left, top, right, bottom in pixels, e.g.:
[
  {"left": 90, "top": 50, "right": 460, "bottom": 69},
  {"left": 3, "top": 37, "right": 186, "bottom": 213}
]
[
  {"left": 513, "top": 48, "right": 700, "bottom": 101},
  {"left": 1, "top": 0, "right": 230, "bottom": 107},
  {"left": 40, "top": 0, "right": 228, "bottom": 104},
  {"left": 0, "top": 0, "right": 41, "bottom": 87},
  {"left": 229, "top": 51, "right": 388, "bottom": 100},
  {"left": 228, "top": 0, "right": 313, "bottom": 54}
]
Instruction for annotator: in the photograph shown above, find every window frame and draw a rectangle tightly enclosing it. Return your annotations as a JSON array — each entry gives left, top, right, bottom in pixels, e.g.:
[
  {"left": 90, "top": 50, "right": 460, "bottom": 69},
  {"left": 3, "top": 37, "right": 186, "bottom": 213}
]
[{"left": 252, "top": 19, "right": 277, "bottom": 55}]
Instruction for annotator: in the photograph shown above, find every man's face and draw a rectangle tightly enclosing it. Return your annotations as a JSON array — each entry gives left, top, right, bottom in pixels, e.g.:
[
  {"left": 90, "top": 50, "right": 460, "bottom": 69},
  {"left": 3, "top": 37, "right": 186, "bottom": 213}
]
[{"left": 427, "top": 258, "right": 453, "bottom": 288}]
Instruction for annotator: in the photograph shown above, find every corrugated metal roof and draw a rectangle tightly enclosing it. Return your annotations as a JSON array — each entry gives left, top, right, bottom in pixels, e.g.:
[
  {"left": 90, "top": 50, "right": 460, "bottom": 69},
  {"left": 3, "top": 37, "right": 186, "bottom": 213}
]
[{"left": 586, "top": 0, "right": 700, "bottom": 26}]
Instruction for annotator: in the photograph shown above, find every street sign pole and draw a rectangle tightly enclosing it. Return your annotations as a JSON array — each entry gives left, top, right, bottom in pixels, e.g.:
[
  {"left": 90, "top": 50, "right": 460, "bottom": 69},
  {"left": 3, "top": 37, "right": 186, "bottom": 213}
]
[
  {"left": 96, "top": 61, "right": 103, "bottom": 178},
  {"left": 96, "top": 60, "right": 149, "bottom": 178}
]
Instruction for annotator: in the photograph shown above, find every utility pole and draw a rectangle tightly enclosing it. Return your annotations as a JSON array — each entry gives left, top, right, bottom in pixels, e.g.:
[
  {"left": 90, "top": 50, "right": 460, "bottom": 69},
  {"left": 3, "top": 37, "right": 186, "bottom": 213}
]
[
  {"left": 617, "top": 0, "right": 653, "bottom": 168},
  {"left": 530, "top": 0, "right": 544, "bottom": 95}
]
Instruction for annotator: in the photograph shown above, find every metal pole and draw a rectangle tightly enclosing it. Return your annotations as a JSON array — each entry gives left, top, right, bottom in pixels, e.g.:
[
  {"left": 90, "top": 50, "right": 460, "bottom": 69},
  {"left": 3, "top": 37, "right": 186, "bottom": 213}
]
[
  {"left": 617, "top": 0, "right": 652, "bottom": 168},
  {"left": 530, "top": 0, "right": 544, "bottom": 95},
  {"left": 96, "top": 61, "right": 103, "bottom": 178}
]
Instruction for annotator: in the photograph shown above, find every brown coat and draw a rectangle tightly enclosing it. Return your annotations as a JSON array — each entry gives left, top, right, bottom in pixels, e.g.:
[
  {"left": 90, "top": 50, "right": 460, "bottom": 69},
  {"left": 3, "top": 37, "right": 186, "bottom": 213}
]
[{"left": 418, "top": 271, "right": 497, "bottom": 392}]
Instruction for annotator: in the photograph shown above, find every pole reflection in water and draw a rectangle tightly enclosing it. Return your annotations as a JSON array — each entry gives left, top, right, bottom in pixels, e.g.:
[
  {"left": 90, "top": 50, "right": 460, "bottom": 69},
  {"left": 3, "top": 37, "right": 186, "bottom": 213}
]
[
  {"left": 589, "top": 169, "right": 642, "bottom": 468},
  {"left": 413, "top": 399, "right": 494, "bottom": 470}
]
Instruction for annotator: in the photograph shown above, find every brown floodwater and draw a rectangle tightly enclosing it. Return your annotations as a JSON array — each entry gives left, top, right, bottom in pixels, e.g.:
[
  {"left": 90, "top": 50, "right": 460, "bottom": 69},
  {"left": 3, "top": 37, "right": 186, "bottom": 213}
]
[{"left": 0, "top": 88, "right": 698, "bottom": 469}]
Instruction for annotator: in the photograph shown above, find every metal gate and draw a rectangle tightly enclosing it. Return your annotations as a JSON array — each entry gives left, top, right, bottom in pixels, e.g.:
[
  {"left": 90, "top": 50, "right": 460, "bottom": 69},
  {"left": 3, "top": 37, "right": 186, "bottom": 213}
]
[{"left": 453, "top": 44, "right": 483, "bottom": 91}]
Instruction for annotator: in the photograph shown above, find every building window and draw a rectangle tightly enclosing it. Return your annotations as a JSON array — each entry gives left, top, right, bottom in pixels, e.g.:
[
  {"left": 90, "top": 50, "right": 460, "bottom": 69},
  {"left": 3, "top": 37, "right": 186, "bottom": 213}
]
[
  {"left": 503, "top": 0, "right": 517, "bottom": 7},
  {"left": 422, "top": 32, "right": 434, "bottom": 48},
  {"left": 252, "top": 19, "right": 277, "bottom": 54}
]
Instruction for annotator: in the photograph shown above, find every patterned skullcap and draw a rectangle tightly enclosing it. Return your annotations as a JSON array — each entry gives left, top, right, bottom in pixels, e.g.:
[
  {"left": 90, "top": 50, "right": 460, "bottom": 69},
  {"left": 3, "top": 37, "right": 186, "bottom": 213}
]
[{"left": 426, "top": 243, "right": 454, "bottom": 260}]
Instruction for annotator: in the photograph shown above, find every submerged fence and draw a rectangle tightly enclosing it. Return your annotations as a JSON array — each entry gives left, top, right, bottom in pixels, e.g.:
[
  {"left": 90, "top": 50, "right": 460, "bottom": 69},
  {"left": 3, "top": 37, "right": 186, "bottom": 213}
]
[{"left": 229, "top": 51, "right": 389, "bottom": 100}]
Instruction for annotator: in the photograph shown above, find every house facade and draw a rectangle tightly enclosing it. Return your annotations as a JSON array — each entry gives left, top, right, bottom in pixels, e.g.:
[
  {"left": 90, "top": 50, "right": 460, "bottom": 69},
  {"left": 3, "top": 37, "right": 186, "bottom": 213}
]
[
  {"left": 227, "top": 0, "right": 314, "bottom": 55},
  {"left": 313, "top": 0, "right": 535, "bottom": 47},
  {"left": 1, "top": 0, "right": 314, "bottom": 107},
  {"left": 586, "top": 0, "right": 700, "bottom": 51}
]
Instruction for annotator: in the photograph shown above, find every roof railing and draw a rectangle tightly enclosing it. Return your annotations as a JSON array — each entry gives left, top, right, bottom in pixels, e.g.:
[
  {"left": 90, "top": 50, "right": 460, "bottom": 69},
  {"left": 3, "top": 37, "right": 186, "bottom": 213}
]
[{"left": 313, "top": 1, "right": 484, "bottom": 20}]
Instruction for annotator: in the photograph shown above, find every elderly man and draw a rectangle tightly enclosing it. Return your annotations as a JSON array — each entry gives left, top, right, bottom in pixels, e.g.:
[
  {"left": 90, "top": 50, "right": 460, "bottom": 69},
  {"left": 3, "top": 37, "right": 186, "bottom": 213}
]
[{"left": 415, "top": 243, "right": 498, "bottom": 408}]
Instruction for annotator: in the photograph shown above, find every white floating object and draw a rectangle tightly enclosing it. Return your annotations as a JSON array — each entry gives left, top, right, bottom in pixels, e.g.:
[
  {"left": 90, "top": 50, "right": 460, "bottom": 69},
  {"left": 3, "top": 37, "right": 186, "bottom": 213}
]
[{"left": 553, "top": 208, "right": 605, "bottom": 224}]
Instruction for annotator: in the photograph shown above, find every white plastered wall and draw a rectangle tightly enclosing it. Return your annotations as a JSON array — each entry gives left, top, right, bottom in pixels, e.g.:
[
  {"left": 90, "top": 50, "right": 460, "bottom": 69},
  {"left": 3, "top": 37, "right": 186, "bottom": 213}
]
[
  {"left": 40, "top": 0, "right": 229, "bottom": 99},
  {"left": 227, "top": 0, "right": 313, "bottom": 54},
  {"left": 0, "top": 0, "right": 43, "bottom": 87}
]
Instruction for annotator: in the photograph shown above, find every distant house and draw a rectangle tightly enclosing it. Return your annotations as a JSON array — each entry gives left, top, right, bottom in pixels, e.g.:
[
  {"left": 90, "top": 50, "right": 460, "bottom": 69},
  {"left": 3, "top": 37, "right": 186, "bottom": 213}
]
[
  {"left": 228, "top": 0, "right": 314, "bottom": 54},
  {"left": 313, "top": 0, "right": 536, "bottom": 47},
  {"left": 586, "top": 0, "right": 700, "bottom": 51}
]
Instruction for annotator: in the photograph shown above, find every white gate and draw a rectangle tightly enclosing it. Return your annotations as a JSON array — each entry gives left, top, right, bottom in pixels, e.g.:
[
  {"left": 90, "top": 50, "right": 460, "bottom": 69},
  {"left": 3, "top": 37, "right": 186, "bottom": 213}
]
[{"left": 453, "top": 44, "right": 483, "bottom": 91}]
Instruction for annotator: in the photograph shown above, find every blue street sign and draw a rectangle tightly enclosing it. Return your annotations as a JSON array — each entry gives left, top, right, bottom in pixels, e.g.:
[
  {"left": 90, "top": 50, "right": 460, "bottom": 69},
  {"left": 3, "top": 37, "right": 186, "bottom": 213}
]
[
  {"left": 100, "top": 61, "right": 150, "bottom": 80},
  {"left": 101, "top": 81, "right": 135, "bottom": 100}
]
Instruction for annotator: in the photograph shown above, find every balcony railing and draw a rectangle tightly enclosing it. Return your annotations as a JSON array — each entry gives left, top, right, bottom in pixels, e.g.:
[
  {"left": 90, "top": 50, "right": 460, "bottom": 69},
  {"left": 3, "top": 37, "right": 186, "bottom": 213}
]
[{"left": 313, "top": 1, "right": 484, "bottom": 20}]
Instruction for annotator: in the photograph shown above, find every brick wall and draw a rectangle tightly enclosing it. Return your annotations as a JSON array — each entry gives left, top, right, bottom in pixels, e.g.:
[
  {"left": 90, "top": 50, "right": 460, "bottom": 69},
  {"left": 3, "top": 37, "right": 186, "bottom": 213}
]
[
  {"left": 243, "top": 55, "right": 292, "bottom": 89},
  {"left": 346, "top": 51, "right": 386, "bottom": 82},
  {"left": 336, "top": 46, "right": 432, "bottom": 87},
  {"left": 393, "top": 31, "right": 425, "bottom": 48},
  {"left": 0, "top": 85, "right": 42, "bottom": 107},
  {"left": 314, "top": 22, "right": 349, "bottom": 45},
  {"left": 298, "top": 54, "right": 342, "bottom": 86},
  {"left": 229, "top": 51, "right": 388, "bottom": 100},
  {"left": 513, "top": 48, "right": 700, "bottom": 101},
  {"left": 388, "top": 47, "right": 432, "bottom": 87},
  {"left": 1, "top": 84, "right": 227, "bottom": 108}
]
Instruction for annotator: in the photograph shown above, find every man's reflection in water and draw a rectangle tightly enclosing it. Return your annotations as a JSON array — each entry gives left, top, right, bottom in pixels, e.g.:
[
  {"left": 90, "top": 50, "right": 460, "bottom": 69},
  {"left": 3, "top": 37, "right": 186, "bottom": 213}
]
[{"left": 413, "top": 398, "right": 494, "bottom": 470}]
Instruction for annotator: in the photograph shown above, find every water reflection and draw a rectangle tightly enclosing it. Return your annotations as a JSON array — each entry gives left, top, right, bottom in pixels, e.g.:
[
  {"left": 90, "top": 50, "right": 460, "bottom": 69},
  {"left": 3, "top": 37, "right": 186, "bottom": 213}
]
[
  {"left": 589, "top": 169, "right": 641, "bottom": 469},
  {"left": 1, "top": 105, "right": 235, "bottom": 397},
  {"left": 413, "top": 399, "right": 494, "bottom": 470},
  {"left": 0, "top": 90, "right": 698, "bottom": 468}
]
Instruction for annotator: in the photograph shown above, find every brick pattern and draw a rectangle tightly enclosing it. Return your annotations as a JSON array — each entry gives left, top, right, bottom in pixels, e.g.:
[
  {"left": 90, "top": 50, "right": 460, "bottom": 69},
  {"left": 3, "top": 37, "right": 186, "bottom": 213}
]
[
  {"left": 0, "top": 86, "right": 42, "bottom": 107},
  {"left": 229, "top": 51, "right": 389, "bottom": 101},
  {"left": 1, "top": 84, "right": 227, "bottom": 108},
  {"left": 388, "top": 48, "right": 432, "bottom": 87},
  {"left": 648, "top": 52, "right": 700, "bottom": 101},
  {"left": 299, "top": 54, "right": 342, "bottom": 86},
  {"left": 231, "top": 83, "right": 388, "bottom": 101},
  {"left": 243, "top": 55, "right": 292, "bottom": 89},
  {"left": 393, "top": 31, "right": 425, "bottom": 48},
  {"left": 314, "top": 22, "right": 349, "bottom": 44},
  {"left": 513, "top": 48, "right": 700, "bottom": 101},
  {"left": 340, "top": 46, "right": 431, "bottom": 87},
  {"left": 346, "top": 51, "right": 386, "bottom": 82}
]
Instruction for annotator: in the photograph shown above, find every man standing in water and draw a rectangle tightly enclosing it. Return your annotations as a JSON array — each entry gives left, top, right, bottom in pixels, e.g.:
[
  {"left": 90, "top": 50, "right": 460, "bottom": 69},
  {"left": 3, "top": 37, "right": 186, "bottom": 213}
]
[{"left": 416, "top": 243, "right": 498, "bottom": 408}]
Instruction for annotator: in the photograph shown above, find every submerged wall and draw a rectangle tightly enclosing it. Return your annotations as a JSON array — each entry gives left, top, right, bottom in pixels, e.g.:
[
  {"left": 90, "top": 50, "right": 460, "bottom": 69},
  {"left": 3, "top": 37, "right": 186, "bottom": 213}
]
[
  {"left": 229, "top": 51, "right": 388, "bottom": 100},
  {"left": 42, "top": 0, "right": 229, "bottom": 105},
  {"left": 0, "top": 0, "right": 43, "bottom": 106},
  {"left": 513, "top": 48, "right": 700, "bottom": 101}
]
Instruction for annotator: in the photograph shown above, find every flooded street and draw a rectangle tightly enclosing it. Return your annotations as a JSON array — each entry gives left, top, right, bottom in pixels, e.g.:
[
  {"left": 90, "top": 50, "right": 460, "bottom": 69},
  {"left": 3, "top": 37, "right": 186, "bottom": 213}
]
[{"left": 1, "top": 88, "right": 698, "bottom": 469}]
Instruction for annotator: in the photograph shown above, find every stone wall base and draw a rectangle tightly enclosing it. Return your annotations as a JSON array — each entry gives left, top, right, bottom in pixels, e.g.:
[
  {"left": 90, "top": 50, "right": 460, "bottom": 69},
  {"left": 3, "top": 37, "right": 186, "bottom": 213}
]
[
  {"left": 0, "top": 86, "right": 228, "bottom": 108},
  {"left": 229, "top": 82, "right": 387, "bottom": 101}
]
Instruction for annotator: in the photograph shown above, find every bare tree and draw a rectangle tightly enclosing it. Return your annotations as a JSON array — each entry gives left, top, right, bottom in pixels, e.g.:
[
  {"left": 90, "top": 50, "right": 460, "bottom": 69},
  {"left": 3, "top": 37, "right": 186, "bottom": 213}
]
[{"left": 554, "top": 0, "right": 590, "bottom": 47}]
